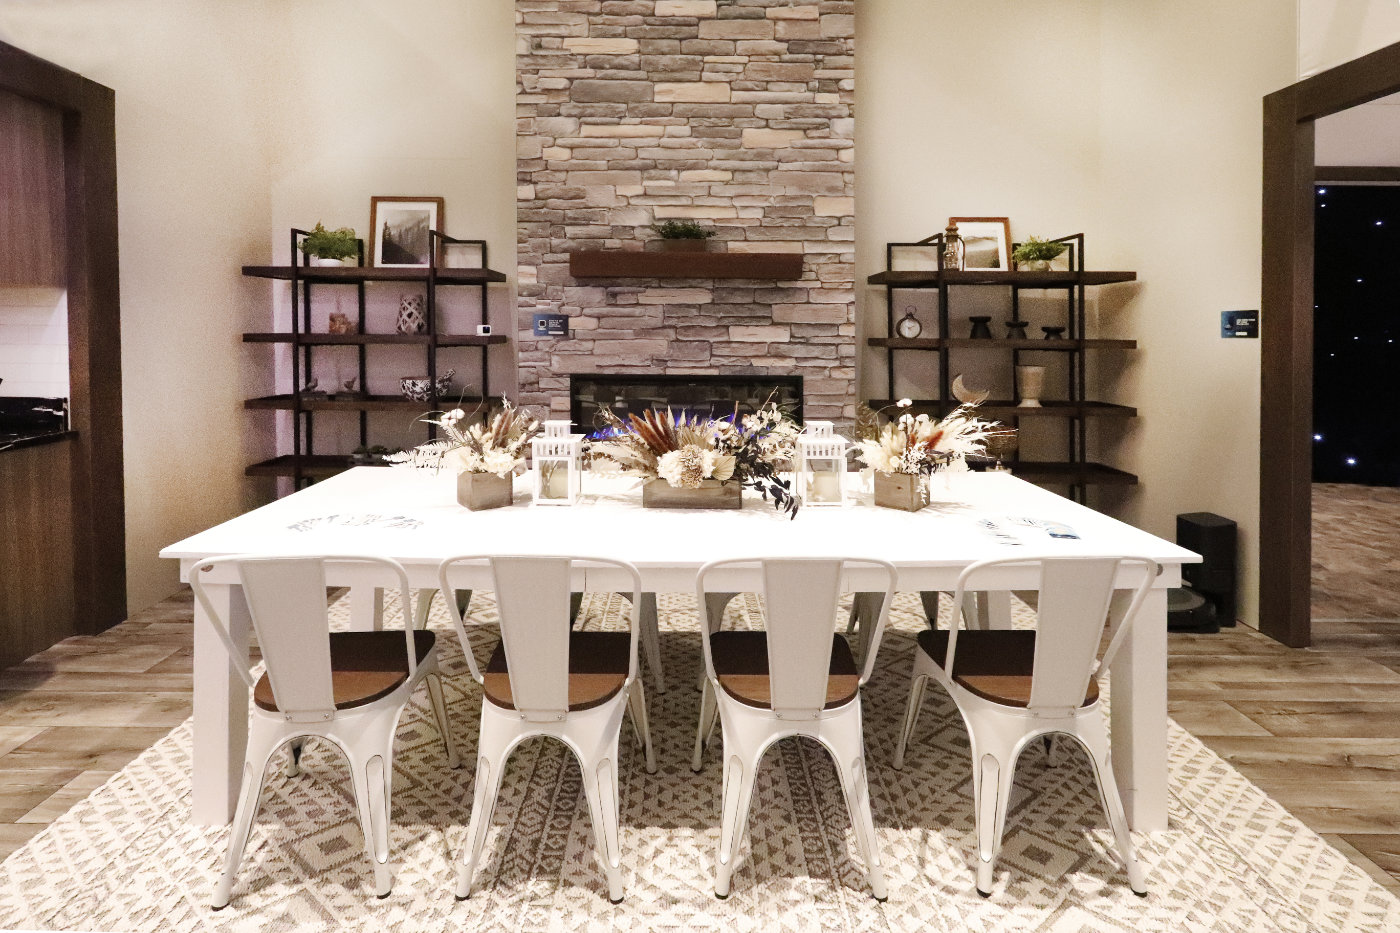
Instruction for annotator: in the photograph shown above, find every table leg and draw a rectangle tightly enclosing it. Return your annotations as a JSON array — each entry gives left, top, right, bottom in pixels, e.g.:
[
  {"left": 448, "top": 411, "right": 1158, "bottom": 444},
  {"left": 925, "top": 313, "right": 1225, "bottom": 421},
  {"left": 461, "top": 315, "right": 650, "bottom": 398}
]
[
  {"left": 984, "top": 591, "right": 1013, "bottom": 629},
  {"left": 918, "top": 591, "right": 941, "bottom": 628},
  {"left": 192, "top": 582, "right": 250, "bottom": 826},
  {"left": 350, "top": 587, "right": 384, "bottom": 631},
  {"left": 1110, "top": 587, "right": 1168, "bottom": 832}
]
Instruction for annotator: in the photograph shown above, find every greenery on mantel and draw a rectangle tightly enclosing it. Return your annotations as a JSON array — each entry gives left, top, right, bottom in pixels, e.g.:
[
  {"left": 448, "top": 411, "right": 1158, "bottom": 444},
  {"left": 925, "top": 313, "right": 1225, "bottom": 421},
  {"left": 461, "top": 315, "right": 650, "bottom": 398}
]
[{"left": 651, "top": 219, "right": 717, "bottom": 240}]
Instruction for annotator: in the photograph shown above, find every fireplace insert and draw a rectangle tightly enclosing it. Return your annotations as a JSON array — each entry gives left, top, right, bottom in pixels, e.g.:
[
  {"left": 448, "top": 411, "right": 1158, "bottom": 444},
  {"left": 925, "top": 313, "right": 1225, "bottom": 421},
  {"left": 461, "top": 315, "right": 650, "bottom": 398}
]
[{"left": 570, "top": 374, "right": 803, "bottom": 439}]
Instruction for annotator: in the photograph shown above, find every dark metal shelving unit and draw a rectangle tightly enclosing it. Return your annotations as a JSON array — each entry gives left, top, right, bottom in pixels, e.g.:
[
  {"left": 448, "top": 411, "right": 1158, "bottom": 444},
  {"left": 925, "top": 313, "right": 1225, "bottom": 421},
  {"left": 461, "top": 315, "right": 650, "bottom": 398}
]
[
  {"left": 867, "top": 233, "right": 1139, "bottom": 500},
  {"left": 243, "top": 228, "right": 507, "bottom": 488}
]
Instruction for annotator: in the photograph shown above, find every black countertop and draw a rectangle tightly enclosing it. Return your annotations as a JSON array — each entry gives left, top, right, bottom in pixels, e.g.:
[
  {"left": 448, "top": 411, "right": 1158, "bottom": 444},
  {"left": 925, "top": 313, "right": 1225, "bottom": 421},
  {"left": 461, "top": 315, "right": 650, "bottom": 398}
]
[{"left": 0, "top": 429, "right": 75, "bottom": 454}]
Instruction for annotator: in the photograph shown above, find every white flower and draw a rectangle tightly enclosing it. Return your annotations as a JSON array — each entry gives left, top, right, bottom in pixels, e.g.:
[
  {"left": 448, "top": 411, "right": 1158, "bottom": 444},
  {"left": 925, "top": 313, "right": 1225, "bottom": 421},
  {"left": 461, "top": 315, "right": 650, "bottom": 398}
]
[{"left": 897, "top": 398, "right": 912, "bottom": 408}]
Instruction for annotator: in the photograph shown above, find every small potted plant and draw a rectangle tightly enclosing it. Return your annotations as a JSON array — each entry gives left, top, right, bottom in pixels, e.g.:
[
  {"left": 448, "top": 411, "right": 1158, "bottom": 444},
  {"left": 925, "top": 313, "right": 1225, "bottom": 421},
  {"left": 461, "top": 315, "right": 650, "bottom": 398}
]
[
  {"left": 588, "top": 402, "right": 802, "bottom": 516},
  {"left": 387, "top": 402, "right": 541, "bottom": 511},
  {"left": 299, "top": 222, "right": 360, "bottom": 267},
  {"left": 855, "top": 400, "right": 998, "bottom": 511},
  {"left": 649, "top": 219, "right": 719, "bottom": 252},
  {"left": 1012, "top": 236, "right": 1069, "bottom": 272}
]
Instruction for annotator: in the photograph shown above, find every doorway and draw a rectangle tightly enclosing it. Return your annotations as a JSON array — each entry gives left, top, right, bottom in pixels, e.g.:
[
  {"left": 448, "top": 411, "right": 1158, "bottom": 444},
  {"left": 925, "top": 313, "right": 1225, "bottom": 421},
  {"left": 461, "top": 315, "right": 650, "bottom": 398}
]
[{"left": 1259, "top": 41, "right": 1400, "bottom": 647}]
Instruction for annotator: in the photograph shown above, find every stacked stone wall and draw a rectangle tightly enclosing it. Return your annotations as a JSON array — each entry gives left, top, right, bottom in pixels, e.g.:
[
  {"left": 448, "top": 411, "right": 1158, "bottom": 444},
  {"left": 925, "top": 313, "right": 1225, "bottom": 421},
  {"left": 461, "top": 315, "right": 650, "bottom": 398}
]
[{"left": 515, "top": 0, "right": 856, "bottom": 422}]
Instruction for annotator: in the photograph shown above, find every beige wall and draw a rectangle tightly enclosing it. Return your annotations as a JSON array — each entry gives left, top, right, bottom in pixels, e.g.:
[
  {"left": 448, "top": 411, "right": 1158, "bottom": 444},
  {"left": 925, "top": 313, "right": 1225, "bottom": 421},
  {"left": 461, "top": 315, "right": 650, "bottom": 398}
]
[
  {"left": 0, "top": 1, "right": 277, "bottom": 613},
  {"left": 858, "top": 1, "right": 1295, "bottom": 625},
  {"left": 1299, "top": 0, "right": 1400, "bottom": 77},
  {"left": 1316, "top": 96, "right": 1400, "bottom": 165}
]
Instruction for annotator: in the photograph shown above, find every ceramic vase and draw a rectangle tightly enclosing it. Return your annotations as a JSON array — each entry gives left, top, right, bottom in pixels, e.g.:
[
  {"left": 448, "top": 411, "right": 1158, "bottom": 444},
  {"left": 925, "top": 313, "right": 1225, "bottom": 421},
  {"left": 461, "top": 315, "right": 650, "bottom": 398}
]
[
  {"left": 1016, "top": 365, "right": 1046, "bottom": 408},
  {"left": 397, "top": 294, "right": 427, "bottom": 335}
]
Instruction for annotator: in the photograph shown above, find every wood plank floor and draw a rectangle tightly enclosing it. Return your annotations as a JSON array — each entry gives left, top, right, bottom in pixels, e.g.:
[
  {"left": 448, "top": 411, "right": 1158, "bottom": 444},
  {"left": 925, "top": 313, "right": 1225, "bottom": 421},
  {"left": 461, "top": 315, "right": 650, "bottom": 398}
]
[{"left": 0, "top": 580, "right": 1398, "bottom": 898}]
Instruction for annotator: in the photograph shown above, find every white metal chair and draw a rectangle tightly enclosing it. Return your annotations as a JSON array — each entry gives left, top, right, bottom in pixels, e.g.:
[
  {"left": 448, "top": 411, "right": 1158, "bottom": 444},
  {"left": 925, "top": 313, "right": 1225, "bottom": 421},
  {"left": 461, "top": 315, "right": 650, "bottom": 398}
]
[
  {"left": 892, "top": 555, "right": 1158, "bottom": 897},
  {"left": 691, "top": 557, "right": 897, "bottom": 901},
  {"left": 438, "top": 555, "right": 657, "bottom": 903},
  {"left": 190, "top": 554, "right": 460, "bottom": 909}
]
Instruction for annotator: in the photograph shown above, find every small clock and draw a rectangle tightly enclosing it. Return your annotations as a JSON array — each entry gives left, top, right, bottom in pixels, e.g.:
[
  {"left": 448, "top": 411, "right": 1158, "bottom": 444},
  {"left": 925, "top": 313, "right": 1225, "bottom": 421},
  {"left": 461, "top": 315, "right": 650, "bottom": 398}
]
[{"left": 896, "top": 307, "right": 923, "bottom": 339}]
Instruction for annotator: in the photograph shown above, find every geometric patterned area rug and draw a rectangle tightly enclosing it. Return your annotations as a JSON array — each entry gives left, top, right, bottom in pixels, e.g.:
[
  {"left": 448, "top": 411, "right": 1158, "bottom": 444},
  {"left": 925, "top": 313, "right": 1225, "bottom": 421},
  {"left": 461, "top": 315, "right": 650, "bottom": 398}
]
[{"left": 0, "top": 591, "right": 1397, "bottom": 933}]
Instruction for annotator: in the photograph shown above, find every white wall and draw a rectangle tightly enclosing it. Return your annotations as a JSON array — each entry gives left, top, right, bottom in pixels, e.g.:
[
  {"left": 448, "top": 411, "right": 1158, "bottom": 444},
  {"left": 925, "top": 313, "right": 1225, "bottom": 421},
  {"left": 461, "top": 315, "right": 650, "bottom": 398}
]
[
  {"left": 1316, "top": 94, "right": 1400, "bottom": 165},
  {"left": 1299, "top": 0, "right": 1400, "bottom": 77},
  {"left": 858, "top": 1, "right": 1296, "bottom": 625},
  {"left": 0, "top": 1, "right": 276, "bottom": 612},
  {"left": 0, "top": 287, "right": 68, "bottom": 398}
]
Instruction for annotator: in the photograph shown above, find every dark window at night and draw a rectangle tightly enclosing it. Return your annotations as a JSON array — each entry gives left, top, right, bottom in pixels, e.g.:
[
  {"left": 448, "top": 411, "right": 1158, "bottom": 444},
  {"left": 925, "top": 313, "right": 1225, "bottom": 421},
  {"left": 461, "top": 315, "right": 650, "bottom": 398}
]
[{"left": 1313, "top": 184, "right": 1400, "bottom": 486}]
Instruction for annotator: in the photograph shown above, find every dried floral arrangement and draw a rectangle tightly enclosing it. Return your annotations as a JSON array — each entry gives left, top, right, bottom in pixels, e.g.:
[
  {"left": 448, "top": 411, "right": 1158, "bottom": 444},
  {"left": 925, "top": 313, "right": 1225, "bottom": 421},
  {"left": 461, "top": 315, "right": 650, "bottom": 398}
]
[
  {"left": 854, "top": 399, "right": 999, "bottom": 475},
  {"left": 386, "top": 401, "right": 541, "bottom": 477},
  {"left": 588, "top": 402, "right": 803, "bottom": 517}
]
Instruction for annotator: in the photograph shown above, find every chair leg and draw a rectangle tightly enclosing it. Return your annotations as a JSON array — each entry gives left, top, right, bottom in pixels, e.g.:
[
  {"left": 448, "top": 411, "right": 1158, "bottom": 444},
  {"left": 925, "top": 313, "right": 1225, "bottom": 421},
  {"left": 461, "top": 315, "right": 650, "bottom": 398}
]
[
  {"left": 456, "top": 728, "right": 507, "bottom": 900},
  {"left": 211, "top": 733, "right": 279, "bottom": 909},
  {"left": 627, "top": 681, "right": 658, "bottom": 774},
  {"left": 697, "top": 593, "right": 735, "bottom": 692},
  {"left": 347, "top": 747, "right": 393, "bottom": 899},
  {"left": 829, "top": 724, "right": 887, "bottom": 901},
  {"left": 714, "top": 747, "right": 759, "bottom": 899},
  {"left": 970, "top": 732, "right": 1020, "bottom": 897},
  {"left": 691, "top": 680, "right": 716, "bottom": 772},
  {"left": 892, "top": 673, "right": 929, "bottom": 770},
  {"left": 570, "top": 591, "right": 585, "bottom": 625},
  {"left": 638, "top": 593, "right": 666, "bottom": 695},
  {"left": 1078, "top": 725, "right": 1148, "bottom": 895},
  {"left": 579, "top": 736, "right": 625, "bottom": 904},
  {"left": 425, "top": 671, "right": 461, "bottom": 769},
  {"left": 284, "top": 737, "right": 305, "bottom": 778}
]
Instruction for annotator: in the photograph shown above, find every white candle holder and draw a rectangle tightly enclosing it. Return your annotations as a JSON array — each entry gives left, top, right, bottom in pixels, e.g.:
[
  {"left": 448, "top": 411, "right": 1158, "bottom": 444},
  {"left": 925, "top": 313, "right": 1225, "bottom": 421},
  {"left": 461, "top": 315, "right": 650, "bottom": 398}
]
[
  {"left": 795, "top": 421, "right": 850, "bottom": 507},
  {"left": 530, "top": 420, "right": 584, "bottom": 506}
]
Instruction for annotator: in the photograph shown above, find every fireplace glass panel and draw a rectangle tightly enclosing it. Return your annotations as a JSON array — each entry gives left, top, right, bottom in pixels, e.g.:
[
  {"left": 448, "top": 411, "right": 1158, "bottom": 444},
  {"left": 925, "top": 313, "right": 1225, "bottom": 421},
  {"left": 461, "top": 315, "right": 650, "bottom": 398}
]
[{"left": 570, "top": 374, "right": 803, "bottom": 440}]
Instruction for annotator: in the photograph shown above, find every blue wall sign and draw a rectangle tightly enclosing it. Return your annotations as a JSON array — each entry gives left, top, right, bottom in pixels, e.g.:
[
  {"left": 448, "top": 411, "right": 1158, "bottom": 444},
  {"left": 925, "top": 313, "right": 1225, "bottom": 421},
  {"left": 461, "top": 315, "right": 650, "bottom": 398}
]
[
  {"left": 1221, "top": 310, "right": 1259, "bottom": 339},
  {"left": 533, "top": 313, "right": 570, "bottom": 338}
]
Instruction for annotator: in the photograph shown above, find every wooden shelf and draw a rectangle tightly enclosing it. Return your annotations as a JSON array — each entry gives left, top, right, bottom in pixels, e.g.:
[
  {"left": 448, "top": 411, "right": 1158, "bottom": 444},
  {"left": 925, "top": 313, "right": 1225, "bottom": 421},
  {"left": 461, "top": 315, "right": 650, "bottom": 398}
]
[
  {"left": 866, "top": 269, "right": 1137, "bottom": 288},
  {"left": 1006, "top": 462, "right": 1139, "bottom": 486},
  {"left": 242, "top": 332, "right": 507, "bottom": 346},
  {"left": 868, "top": 337, "right": 1137, "bottom": 351},
  {"left": 866, "top": 399, "right": 1136, "bottom": 419},
  {"left": 244, "top": 394, "right": 487, "bottom": 412},
  {"left": 241, "top": 265, "right": 508, "bottom": 284},
  {"left": 245, "top": 455, "right": 359, "bottom": 478},
  {"left": 569, "top": 250, "right": 803, "bottom": 280}
]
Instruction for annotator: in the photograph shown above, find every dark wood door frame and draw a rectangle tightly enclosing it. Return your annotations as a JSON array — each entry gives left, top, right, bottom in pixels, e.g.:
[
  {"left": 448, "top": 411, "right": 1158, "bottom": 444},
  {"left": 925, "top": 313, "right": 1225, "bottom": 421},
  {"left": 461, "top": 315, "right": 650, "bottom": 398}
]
[
  {"left": 0, "top": 40, "right": 125, "bottom": 633},
  {"left": 1261, "top": 41, "right": 1400, "bottom": 647}
]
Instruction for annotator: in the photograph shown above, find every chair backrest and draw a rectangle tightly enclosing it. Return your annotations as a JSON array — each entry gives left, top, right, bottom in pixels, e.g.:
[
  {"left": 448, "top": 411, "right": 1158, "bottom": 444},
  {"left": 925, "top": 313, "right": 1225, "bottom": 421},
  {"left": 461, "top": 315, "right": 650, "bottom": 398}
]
[
  {"left": 697, "top": 557, "right": 897, "bottom": 720},
  {"left": 437, "top": 554, "right": 642, "bottom": 722},
  {"left": 947, "top": 555, "right": 1159, "bottom": 714},
  {"left": 189, "top": 554, "right": 415, "bottom": 723}
]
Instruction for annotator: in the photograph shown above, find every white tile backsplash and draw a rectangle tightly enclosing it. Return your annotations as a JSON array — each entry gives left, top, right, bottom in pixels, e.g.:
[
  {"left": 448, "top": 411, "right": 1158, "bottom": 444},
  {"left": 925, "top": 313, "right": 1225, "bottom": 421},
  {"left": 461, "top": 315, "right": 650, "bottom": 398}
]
[{"left": 0, "top": 287, "right": 68, "bottom": 398}]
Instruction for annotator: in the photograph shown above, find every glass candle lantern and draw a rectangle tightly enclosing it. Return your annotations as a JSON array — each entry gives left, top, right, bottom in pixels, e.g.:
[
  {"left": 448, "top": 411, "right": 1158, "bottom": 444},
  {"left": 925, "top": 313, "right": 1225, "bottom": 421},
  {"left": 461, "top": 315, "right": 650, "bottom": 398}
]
[
  {"left": 530, "top": 421, "right": 584, "bottom": 506},
  {"left": 795, "top": 421, "right": 850, "bottom": 507}
]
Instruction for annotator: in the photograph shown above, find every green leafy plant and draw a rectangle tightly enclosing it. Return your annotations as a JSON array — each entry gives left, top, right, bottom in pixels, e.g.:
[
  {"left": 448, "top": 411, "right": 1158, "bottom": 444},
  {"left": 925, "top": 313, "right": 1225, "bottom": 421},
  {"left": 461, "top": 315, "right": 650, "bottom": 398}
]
[
  {"left": 299, "top": 222, "right": 360, "bottom": 261},
  {"left": 1011, "top": 236, "right": 1069, "bottom": 263},
  {"left": 651, "top": 219, "right": 717, "bottom": 240}
]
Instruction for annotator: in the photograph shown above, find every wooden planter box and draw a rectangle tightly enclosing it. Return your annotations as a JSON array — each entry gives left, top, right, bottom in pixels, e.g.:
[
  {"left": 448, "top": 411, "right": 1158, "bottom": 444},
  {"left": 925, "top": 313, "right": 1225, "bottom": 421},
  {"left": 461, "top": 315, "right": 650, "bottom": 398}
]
[
  {"left": 642, "top": 478, "right": 742, "bottom": 510},
  {"left": 873, "top": 471, "right": 925, "bottom": 512},
  {"left": 457, "top": 471, "right": 513, "bottom": 511}
]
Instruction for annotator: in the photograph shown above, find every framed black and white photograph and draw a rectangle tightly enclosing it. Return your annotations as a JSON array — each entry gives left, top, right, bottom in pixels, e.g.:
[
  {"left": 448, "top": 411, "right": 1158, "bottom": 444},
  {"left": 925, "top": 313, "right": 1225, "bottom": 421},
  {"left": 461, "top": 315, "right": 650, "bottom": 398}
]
[
  {"left": 950, "top": 216, "right": 1011, "bottom": 270},
  {"left": 370, "top": 196, "right": 444, "bottom": 267}
]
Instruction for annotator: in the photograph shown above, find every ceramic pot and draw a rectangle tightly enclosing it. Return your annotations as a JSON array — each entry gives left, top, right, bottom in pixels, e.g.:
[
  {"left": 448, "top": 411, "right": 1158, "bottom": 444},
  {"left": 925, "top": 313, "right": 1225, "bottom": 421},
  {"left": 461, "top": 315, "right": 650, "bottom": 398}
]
[
  {"left": 397, "top": 294, "right": 427, "bottom": 335},
  {"left": 399, "top": 368, "right": 455, "bottom": 402},
  {"left": 1017, "top": 258, "right": 1052, "bottom": 272},
  {"left": 968, "top": 316, "right": 993, "bottom": 339},
  {"left": 457, "top": 471, "right": 513, "bottom": 511},
  {"left": 641, "top": 478, "right": 741, "bottom": 509},
  {"left": 873, "top": 471, "right": 925, "bottom": 512},
  {"left": 1016, "top": 364, "right": 1046, "bottom": 408},
  {"left": 310, "top": 256, "right": 349, "bottom": 267},
  {"left": 652, "top": 239, "right": 714, "bottom": 252}
]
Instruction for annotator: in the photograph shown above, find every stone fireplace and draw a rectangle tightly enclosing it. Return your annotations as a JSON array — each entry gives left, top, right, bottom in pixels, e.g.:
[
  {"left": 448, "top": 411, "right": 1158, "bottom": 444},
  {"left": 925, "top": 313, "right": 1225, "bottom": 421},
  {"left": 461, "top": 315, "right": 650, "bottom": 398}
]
[
  {"left": 570, "top": 373, "right": 803, "bottom": 438},
  {"left": 515, "top": 0, "right": 856, "bottom": 426}
]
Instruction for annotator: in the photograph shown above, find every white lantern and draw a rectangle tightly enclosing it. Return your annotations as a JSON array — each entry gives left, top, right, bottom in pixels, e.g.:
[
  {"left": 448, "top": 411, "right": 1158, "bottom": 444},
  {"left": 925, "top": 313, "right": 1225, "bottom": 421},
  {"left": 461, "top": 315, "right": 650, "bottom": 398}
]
[
  {"left": 795, "top": 420, "right": 850, "bottom": 507},
  {"left": 531, "top": 420, "right": 584, "bottom": 506}
]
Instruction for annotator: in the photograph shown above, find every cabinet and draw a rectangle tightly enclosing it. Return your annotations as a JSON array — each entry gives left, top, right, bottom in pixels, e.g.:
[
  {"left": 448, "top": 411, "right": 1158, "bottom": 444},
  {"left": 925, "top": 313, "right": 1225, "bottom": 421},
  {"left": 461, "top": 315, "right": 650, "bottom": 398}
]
[
  {"left": 0, "top": 88, "right": 66, "bottom": 287},
  {"left": 243, "top": 228, "right": 508, "bottom": 488},
  {"left": 866, "top": 233, "right": 1137, "bottom": 499}
]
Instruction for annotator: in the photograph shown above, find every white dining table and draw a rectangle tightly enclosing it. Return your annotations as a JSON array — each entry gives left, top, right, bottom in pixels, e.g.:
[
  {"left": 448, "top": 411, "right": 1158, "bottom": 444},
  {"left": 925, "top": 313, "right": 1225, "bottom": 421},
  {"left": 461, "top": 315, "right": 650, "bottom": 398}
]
[{"left": 162, "top": 467, "right": 1198, "bottom": 833}]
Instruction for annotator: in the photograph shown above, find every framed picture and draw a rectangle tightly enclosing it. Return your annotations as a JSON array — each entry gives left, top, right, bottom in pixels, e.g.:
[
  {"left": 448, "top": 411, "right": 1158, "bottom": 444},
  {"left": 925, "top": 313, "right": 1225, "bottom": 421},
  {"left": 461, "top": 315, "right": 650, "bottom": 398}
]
[
  {"left": 370, "top": 196, "right": 444, "bottom": 267},
  {"left": 949, "top": 216, "right": 1011, "bottom": 271}
]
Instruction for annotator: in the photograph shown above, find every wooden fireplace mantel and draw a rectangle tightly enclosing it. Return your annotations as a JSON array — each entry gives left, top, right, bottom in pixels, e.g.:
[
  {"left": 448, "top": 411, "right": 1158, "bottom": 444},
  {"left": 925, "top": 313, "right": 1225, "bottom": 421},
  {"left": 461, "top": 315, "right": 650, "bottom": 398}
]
[{"left": 568, "top": 249, "right": 804, "bottom": 281}]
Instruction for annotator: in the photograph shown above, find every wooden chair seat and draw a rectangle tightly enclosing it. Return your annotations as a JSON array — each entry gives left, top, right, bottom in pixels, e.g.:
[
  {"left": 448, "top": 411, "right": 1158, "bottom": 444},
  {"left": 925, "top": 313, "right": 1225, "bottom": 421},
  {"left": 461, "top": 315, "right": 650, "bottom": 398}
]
[
  {"left": 710, "top": 631, "right": 860, "bottom": 710},
  {"left": 482, "top": 631, "right": 630, "bottom": 712},
  {"left": 917, "top": 629, "right": 1099, "bottom": 709},
  {"left": 254, "top": 630, "right": 436, "bottom": 712}
]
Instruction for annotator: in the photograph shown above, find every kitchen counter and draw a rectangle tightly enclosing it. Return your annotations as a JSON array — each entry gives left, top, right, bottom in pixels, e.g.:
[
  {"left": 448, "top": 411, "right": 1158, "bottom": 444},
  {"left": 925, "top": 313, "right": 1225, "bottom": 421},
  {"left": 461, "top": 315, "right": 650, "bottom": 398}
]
[{"left": 0, "top": 428, "right": 75, "bottom": 454}]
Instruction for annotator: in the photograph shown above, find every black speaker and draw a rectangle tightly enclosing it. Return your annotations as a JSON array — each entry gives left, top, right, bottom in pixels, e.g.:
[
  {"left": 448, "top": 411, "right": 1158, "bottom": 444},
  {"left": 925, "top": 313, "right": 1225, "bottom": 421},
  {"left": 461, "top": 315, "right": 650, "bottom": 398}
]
[{"left": 1176, "top": 512, "right": 1237, "bottom": 627}]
